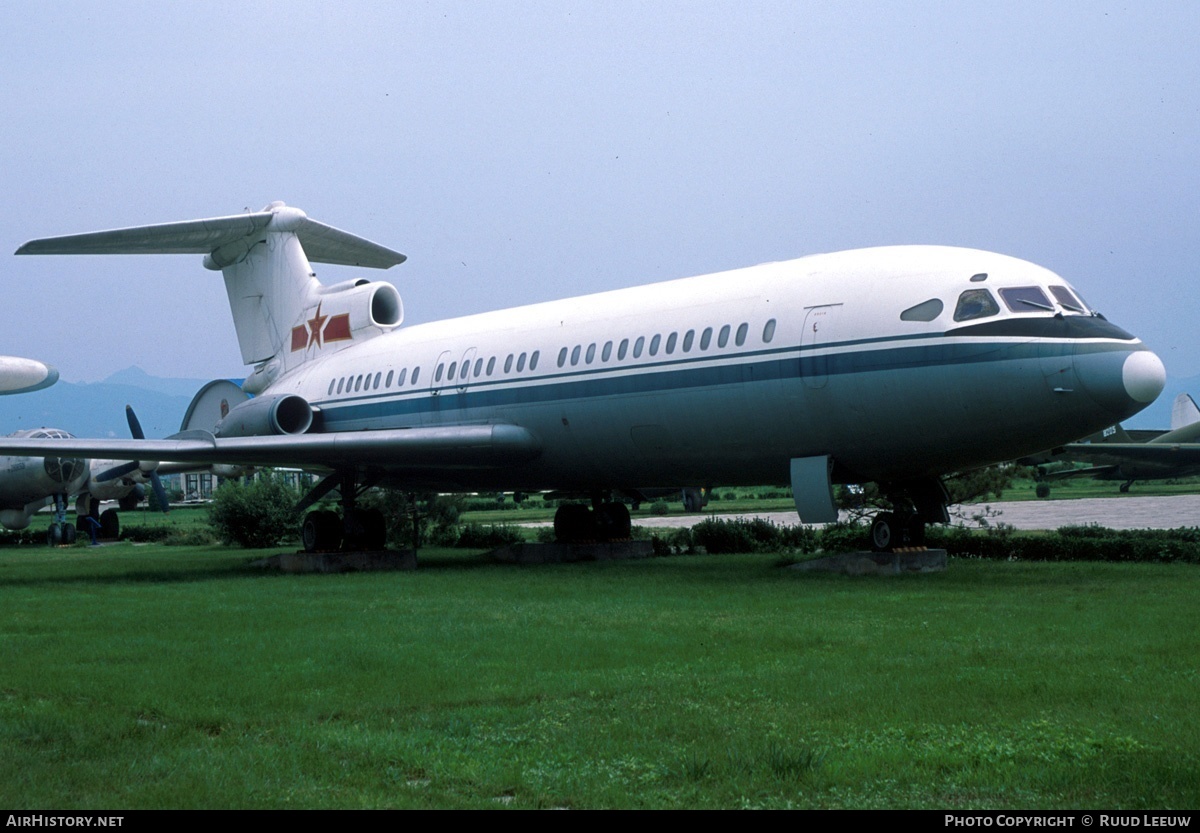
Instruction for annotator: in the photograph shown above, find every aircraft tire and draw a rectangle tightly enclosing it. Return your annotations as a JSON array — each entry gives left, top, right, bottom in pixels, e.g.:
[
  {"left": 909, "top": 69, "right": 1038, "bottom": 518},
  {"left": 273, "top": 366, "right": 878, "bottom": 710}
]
[
  {"left": 595, "top": 502, "right": 632, "bottom": 540},
  {"left": 554, "top": 503, "right": 594, "bottom": 542},
  {"left": 870, "top": 513, "right": 895, "bottom": 552},
  {"left": 47, "top": 523, "right": 62, "bottom": 546},
  {"left": 63, "top": 523, "right": 77, "bottom": 545},
  {"left": 99, "top": 509, "right": 120, "bottom": 540},
  {"left": 302, "top": 510, "right": 341, "bottom": 552}
]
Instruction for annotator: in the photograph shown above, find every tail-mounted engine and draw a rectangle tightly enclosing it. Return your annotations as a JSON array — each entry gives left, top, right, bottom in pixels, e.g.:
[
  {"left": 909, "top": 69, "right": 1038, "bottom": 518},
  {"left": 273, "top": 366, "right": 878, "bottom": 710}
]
[
  {"left": 214, "top": 394, "right": 314, "bottom": 438},
  {"left": 290, "top": 279, "right": 403, "bottom": 356}
]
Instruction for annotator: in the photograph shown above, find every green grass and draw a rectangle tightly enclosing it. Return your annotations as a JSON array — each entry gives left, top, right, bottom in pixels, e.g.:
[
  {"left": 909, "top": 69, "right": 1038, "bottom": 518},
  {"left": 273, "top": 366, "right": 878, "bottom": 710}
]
[{"left": 1, "top": 546, "right": 1198, "bottom": 808}]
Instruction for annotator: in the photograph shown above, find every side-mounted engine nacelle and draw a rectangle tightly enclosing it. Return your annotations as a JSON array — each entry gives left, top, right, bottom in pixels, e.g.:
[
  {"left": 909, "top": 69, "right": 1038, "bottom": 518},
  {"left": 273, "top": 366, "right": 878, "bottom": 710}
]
[{"left": 214, "top": 394, "right": 314, "bottom": 438}]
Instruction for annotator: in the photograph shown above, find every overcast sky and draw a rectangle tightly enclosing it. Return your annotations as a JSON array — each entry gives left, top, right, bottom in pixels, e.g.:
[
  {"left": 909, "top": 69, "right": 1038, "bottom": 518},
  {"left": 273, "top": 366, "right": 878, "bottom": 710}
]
[{"left": 2, "top": 3, "right": 1197, "bottom": 411}]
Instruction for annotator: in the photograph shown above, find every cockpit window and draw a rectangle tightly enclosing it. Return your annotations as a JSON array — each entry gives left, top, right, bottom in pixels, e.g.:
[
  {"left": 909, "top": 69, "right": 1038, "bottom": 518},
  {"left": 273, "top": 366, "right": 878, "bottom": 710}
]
[
  {"left": 999, "top": 286, "right": 1055, "bottom": 314},
  {"left": 1049, "top": 286, "right": 1088, "bottom": 313},
  {"left": 900, "top": 298, "right": 944, "bottom": 322},
  {"left": 953, "top": 289, "right": 1000, "bottom": 322}
]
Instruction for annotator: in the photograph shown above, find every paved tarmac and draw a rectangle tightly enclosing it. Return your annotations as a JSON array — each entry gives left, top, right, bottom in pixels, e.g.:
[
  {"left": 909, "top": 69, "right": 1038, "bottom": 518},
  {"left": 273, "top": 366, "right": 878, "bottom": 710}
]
[{"left": 526, "top": 494, "right": 1200, "bottom": 531}]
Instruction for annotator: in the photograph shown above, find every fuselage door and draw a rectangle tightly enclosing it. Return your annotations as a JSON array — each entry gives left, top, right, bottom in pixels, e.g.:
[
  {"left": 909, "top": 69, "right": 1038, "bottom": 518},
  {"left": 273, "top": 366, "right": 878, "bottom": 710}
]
[
  {"left": 800, "top": 304, "right": 842, "bottom": 389},
  {"left": 456, "top": 347, "right": 478, "bottom": 395},
  {"left": 429, "top": 349, "right": 452, "bottom": 396}
]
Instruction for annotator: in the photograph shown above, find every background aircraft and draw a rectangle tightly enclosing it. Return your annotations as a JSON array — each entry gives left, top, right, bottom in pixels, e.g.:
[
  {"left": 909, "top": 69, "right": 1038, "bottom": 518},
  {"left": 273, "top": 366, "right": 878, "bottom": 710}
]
[
  {"left": 0, "top": 407, "right": 164, "bottom": 544},
  {"left": 1030, "top": 393, "right": 1200, "bottom": 493},
  {"left": 0, "top": 356, "right": 80, "bottom": 541},
  {"left": 2, "top": 203, "right": 1165, "bottom": 552},
  {"left": 0, "top": 379, "right": 249, "bottom": 544},
  {"left": 0, "top": 356, "right": 57, "bottom": 396}
]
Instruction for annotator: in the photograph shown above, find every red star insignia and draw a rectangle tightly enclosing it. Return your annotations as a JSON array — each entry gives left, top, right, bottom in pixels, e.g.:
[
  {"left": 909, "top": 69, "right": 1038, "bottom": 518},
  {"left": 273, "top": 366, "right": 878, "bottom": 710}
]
[{"left": 306, "top": 302, "right": 328, "bottom": 350}]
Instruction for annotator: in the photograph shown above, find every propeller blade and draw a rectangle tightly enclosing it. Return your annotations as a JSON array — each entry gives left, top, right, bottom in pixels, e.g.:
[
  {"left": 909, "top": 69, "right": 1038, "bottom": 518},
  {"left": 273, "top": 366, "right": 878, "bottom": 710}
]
[
  {"left": 127, "top": 404, "right": 169, "bottom": 513},
  {"left": 150, "top": 472, "right": 170, "bottom": 515},
  {"left": 95, "top": 460, "right": 140, "bottom": 482},
  {"left": 125, "top": 405, "right": 146, "bottom": 440}
]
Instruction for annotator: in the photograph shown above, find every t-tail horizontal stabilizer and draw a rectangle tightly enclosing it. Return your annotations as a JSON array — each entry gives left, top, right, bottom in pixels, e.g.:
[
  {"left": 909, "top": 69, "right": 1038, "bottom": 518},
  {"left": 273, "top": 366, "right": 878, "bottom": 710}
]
[
  {"left": 15, "top": 203, "right": 406, "bottom": 269},
  {"left": 16, "top": 202, "right": 407, "bottom": 377}
]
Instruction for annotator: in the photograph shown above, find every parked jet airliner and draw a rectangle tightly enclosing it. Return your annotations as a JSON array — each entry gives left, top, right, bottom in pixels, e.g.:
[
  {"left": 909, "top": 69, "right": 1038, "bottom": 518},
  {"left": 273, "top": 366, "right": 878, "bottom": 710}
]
[{"left": 5, "top": 202, "right": 1165, "bottom": 551}]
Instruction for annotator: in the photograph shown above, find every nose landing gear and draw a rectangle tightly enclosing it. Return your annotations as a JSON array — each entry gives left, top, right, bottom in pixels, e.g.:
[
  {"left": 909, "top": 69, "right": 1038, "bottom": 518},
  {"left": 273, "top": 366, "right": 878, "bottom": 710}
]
[{"left": 869, "top": 477, "right": 949, "bottom": 552}]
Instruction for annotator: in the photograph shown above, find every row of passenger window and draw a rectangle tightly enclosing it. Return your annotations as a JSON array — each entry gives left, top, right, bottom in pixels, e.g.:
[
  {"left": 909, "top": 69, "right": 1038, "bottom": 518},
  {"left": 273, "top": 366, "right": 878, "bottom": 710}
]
[
  {"left": 324, "top": 318, "right": 779, "bottom": 398},
  {"left": 557, "top": 319, "right": 777, "bottom": 368},
  {"left": 325, "top": 348, "right": 544, "bottom": 397},
  {"left": 434, "top": 350, "right": 541, "bottom": 385},
  {"left": 328, "top": 366, "right": 423, "bottom": 396}
]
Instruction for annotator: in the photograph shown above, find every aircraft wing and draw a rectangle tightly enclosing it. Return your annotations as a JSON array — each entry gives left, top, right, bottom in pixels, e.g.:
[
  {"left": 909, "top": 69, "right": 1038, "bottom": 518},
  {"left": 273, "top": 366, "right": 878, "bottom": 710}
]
[
  {"left": 0, "top": 425, "right": 541, "bottom": 472},
  {"left": 1050, "top": 442, "right": 1200, "bottom": 477}
]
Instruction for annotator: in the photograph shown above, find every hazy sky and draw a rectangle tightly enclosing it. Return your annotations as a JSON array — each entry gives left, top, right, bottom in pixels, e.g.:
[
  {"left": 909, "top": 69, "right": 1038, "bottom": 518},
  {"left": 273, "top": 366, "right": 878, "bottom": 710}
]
[{"left": 2, "top": 3, "right": 1197, "bottom": 406}]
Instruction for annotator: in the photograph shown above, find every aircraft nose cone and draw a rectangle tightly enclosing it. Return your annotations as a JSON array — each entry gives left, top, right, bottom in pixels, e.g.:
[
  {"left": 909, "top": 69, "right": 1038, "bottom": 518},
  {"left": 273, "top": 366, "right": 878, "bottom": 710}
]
[
  {"left": 1075, "top": 347, "right": 1165, "bottom": 420},
  {"left": 1122, "top": 349, "right": 1166, "bottom": 404}
]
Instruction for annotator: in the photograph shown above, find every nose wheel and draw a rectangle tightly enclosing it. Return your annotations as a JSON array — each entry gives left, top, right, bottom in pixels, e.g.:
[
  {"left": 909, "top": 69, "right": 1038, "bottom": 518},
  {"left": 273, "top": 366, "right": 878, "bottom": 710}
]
[
  {"left": 869, "top": 478, "right": 946, "bottom": 552},
  {"left": 869, "top": 512, "right": 927, "bottom": 552}
]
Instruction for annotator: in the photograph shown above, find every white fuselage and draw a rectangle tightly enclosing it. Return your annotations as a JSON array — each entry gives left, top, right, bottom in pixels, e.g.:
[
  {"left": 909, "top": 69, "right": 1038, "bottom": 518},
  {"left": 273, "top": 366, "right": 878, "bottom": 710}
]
[{"left": 263, "top": 245, "right": 1159, "bottom": 493}]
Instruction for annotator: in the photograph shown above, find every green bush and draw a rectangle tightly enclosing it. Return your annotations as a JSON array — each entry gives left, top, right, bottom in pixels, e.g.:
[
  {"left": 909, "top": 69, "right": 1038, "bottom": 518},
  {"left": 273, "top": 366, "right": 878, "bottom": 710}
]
[
  {"left": 930, "top": 525, "right": 1200, "bottom": 563},
  {"left": 690, "top": 517, "right": 816, "bottom": 554},
  {"left": 208, "top": 473, "right": 298, "bottom": 548},
  {"left": 816, "top": 521, "right": 870, "bottom": 554},
  {"left": 454, "top": 523, "right": 524, "bottom": 549}
]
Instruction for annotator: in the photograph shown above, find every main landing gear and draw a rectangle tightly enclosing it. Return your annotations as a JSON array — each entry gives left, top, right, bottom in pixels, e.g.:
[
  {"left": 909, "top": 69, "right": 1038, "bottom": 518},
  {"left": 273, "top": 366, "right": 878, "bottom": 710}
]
[
  {"left": 868, "top": 478, "right": 950, "bottom": 553},
  {"left": 46, "top": 493, "right": 76, "bottom": 546},
  {"left": 553, "top": 494, "right": 632, "bottom": 543},
  {"left": 298, "top": 472, "right": 387, "bottom": 552}
]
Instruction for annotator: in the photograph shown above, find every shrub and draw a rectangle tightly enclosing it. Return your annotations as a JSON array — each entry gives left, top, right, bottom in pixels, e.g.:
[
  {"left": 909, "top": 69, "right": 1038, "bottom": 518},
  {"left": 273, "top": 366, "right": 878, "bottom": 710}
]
[
  {"left": 649, "top": 500, "right": 670, "bottom": 515},
  {"left": 454, "top": 523, "right": 524, "bottom": 549},
  {"left": 208, "top": 473, "right": 299, "bottom": 548},
  {"left": 928, "top": 525, "right": 1200, "bottom": 563},
  {"left": 817, "top": 521, "right": 870, "bottom": 553},
  {"left": 689, "top": 517, "right": 816, "bottom": 554},
  {"left": 1035, "top": 482, "right": 1051, "bottom": 499}
]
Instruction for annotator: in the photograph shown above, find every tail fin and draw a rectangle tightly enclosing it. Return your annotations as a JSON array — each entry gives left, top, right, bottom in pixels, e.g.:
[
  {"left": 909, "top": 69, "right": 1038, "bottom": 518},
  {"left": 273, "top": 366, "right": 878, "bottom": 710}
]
[
  {"left": 1170, "top": 393, "right": 1200, "bottom": 432},
  {"left": 1152, "top": 393, "right": 1200, "bottom": 443},
  {"left": 17, "top": 202, "right": 405, "bottom": 388}
]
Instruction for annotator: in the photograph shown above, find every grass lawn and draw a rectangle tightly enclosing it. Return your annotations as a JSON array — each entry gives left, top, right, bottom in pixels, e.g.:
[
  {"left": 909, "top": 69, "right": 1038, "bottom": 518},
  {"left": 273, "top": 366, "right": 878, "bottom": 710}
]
[{"left": 0, "top": 543, "right": 1196, "bottom": 809}]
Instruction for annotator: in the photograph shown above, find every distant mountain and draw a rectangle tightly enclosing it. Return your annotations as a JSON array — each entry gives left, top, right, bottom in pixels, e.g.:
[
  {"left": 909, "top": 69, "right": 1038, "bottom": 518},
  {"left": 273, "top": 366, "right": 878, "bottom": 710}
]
[
  {"left": 0, "top": 367, "right": 240, "bottom": 439},
  {"left": 101, "top": 366, "right": 214, "bottom": 399}
]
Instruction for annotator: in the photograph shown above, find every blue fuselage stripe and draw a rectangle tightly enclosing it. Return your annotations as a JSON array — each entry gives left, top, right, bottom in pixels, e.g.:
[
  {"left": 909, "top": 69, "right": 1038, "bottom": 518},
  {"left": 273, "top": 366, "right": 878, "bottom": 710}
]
[{"left": 315, "top": 336, "right": 1114, "bottom": 429}]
